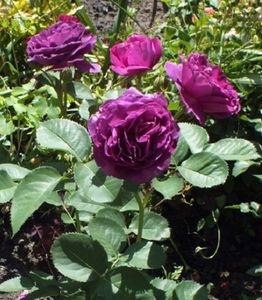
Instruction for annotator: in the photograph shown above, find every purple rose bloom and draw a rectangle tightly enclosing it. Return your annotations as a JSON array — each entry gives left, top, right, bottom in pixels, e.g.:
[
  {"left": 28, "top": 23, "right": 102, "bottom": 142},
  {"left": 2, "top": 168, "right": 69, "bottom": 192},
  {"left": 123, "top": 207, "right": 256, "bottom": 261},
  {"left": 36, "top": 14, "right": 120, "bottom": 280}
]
[
  {"left": 110, "top": 35, "right": 162, "bottom": 76},
  {"left": 165, "top": 53, "right": 241, "bottom": 125},
  {"left": 88, "top": 88, "right": 179, "bottom": 184},
  {"left": 26, "top": 15, "right": 100, "bottom": 73}
]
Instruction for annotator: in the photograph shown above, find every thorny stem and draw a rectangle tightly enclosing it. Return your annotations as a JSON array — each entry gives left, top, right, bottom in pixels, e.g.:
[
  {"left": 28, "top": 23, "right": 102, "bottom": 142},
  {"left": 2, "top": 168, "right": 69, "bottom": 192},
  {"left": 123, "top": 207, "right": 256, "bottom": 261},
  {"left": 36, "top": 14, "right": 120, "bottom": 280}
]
[{"left": 134, "top": 192, "right": 144, "bottom": 243}]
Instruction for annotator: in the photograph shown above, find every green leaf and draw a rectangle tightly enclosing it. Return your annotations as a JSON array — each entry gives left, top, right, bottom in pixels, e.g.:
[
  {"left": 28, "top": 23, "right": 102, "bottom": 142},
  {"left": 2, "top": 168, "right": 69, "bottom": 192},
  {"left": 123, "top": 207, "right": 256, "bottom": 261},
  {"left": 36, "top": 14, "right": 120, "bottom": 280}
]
[
  {"left": 129, "top": 211, "right": 170, "bottom": 241},
  {"left": 178, "top": 152, "right": 228, "bottom": 188},
  {"left": 152, "top": 175, "right": 183, "bottom": 199},
  {"left": 103, "top": 88, "right": 126, "bottom": 100},
  {"left": 197, "top": 218, "right": 206, "bottom": 232},
  {"left": 0, "top": 276, "right": 33, "bottom": 292},
  {"left": 51, "top": 233, "right": 108, "bottom": 282},
  {"left": 247, "top": 264, "right": 262, "bottom": 277},
  {"left": 29, "top": 270, "right": 56, "bottom": 287},
  {"left": 74, "top": 161, "right": 122, "bottom": 203},
  {"left": 11, "top": 167, "right": 61, "bottom": 236},
  {"left": 209, "top": 0, "right": 220, "bottom": 9},
  {"left": 233, "top": 74, "right": 262, "bottom": 86},
  {"left": 79, "top": 210, "right": 94, "bottom": 223},
  {"left": 89, "top": 217, "right": 126, "bottom": 257},
  {"left": 79, "top": 100, "right": 90, "bottom": 120},
  {"left": 204, "top": 138, "right": 259, "bottom": 161},
  {"left": 254, "top": 175, "right": 262, "bottom": 183},
  {"left": 67, "top": 81, "right": 95, "bottom": 100},
  {"left": 23, "top": 286, "right": 60, "bottom": 300},
  {"left": 0, "top": 170, "right": 17, "bottom": 203},
  {"left": 173, "top": 280, "right": 208, "bottom": 300},
  {"left": 96, "top": 208, "right": 126, "bottom": 229},
  {"left": 37, "top": 119, "right": 91, "bottom": 161},
  {"left": 232, "top": 161, "right": 259, "bottom": 177},
  {"left": 45, "top": 191, "right": 62, "bottom": 206},
  {"left": 66, "top": 190, "right": 104, "bottom": 213},
  {"left": 178, "top": 122, "right": 209, "bottom": 153},
  {"left": 120, "top": 241, "right": 166, "bottom": 269},
  {"left": 225, "top": 202, "right": 262, "bottom": 218},
  {"left": 0, "top": 115, "right": 15, "bottom": 135},
  {"left": 97, "top": 267, "right": 152, "bottom": 300},
  {"left": 112, "top": 185, "right": 139, "bottom": 211},
  {"left": 171, "top": 135, "right": 189, "bottom": 165},
  {"left": 0, "top": 163, "right": 30, "bottom": 180},
  {"left": 150, "top": 278, "right": 177, "bottom": 299}
]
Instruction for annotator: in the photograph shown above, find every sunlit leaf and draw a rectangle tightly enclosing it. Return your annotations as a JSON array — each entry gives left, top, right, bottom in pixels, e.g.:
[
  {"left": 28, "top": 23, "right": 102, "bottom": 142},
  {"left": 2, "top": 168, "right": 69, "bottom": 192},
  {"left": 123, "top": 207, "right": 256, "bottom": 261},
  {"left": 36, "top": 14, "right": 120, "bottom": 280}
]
[
  {"left": 11, "top": 167, "right": 61, "bottom": 236},
  {"left": 204, "top": 138, "right": 259, "bottom": 161},
  {"left": 51, "top": 233, "right": 108, "bottom": 282},
  {"left": 178, "top": 152, "right": 228, "bottom": 188},
  {"left": 37, "top": 119, "right": 91, "bottom": 161}
]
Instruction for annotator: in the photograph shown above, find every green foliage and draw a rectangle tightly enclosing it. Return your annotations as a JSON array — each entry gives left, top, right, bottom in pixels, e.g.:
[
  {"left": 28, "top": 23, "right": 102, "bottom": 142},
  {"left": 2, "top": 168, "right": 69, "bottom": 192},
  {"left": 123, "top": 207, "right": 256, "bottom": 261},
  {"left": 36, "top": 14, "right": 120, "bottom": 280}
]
[
  {"left": 178, "top": 122, "right": 209, "bottom": 154},
  {"left": 129, "top": 211, "right": 170, "bottom": 241},
  {"left": 0, "top": 0, "right": 261, "bottom": 299},
  {"left": 120, "top": 241, "right": 166, "bottom": 269},
  {"left": 0, "top": 170, "right": 17, "bottom": 203},
  {"left": 51, "top": 233, "right": 108, "bottom": 282},
  {"left": 178, "top": 152, "right": 229, "bottom": 188},
  {"left": 0, "top": 163, "right": 30, "bottom": 180},
  {"left": 11, "top": 167, "right": 61, "bottom": 235},
  {"left": 37, "top": 119, "right": 91, "bottom": 162},
  {"left": 152, "top": 175, "right": 184, "bottom": 199},
  {"left": 74, "top": 161, "right": 123, "bottom": 203},
  {"left": 88, "top": 217, "right": 126, "bottom": 258},
  {"left": 247, "top": 264, "right": 262, "bottom": 277},
  {"left": 173, "top": 280, "right": 208, "bottom": 300},
  {"left": 0, "top": 276, "right": 33, "bottom": 292},
  {"left": 204, "top": 138, "right": 260, "bottom": 161}
]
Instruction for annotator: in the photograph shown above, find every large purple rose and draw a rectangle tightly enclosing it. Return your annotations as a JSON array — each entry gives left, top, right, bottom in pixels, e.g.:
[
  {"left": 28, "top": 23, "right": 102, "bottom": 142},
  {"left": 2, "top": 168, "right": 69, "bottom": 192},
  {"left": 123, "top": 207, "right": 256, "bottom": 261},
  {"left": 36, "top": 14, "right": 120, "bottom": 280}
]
[
  {"left": 110, "top": 35, "right": 162, "bottom": 76},
  {"left": 165, "top": 53, "right": 241, "bottom": 125},
  {"left": 26, "top": 15, "right": 100, "bottom": 73},
  {"left": 88, "top": 88, "right": 179, "bottom": 184}
]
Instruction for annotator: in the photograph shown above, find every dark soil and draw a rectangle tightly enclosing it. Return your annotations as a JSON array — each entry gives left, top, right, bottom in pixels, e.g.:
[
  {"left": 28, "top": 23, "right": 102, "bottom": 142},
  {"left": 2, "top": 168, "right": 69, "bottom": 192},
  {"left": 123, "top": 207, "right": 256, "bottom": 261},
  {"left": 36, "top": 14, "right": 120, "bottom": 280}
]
[{"left": 82, "top": 0, "right": 167, "bottom": 35}]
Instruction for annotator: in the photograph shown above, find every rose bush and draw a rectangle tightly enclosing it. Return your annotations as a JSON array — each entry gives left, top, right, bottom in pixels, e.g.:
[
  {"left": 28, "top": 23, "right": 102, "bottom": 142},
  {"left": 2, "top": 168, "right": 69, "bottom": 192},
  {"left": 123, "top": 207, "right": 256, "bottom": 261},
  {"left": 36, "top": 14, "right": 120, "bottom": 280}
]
[
  {"left": 165, "top": 53, "right": 241, "bottom": 125},
  {"left": 26, "top": 15, "right": 100, "bottom": 72},
  {"left": 88, "top": 87, "right": 179, "bottom": 183},
  {"left": 110, "top": 35, "right": 162, "bottom": 76}
]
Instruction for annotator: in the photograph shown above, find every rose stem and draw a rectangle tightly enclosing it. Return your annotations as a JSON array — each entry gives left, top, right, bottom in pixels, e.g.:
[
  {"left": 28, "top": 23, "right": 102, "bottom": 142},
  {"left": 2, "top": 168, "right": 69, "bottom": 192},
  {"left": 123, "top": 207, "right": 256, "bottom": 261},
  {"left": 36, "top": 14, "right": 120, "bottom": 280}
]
[
  {"left": 61, "top": 71, "right": 69, "bottom": 117},
  {"left": 169, "top": 237, "right": 190, "bottom": 271},
  {"left": 135, "top": 73, "right": 142, "bottom": 90},
  {"left": 56, "top": 72, "right": 66, "bottom": 117},
  {"left": 134, "top": 192, "right": 144, "bottom": 243},
  {"left": 56, "top": 80, "right": 64, "bottom": 117}
]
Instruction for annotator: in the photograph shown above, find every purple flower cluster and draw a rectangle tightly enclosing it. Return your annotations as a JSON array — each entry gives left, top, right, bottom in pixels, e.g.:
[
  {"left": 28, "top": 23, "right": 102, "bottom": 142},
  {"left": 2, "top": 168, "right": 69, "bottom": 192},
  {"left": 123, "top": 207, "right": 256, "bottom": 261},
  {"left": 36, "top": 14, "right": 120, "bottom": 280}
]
[
  {"left": 88, "top": 88, "right": 179, "bottom": 184},
  {"left": 27, "top": 16, "right": 241, "bottom": 183},
  {"left": 26, "top": 15, "right": 100, "bottom": 73}
]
